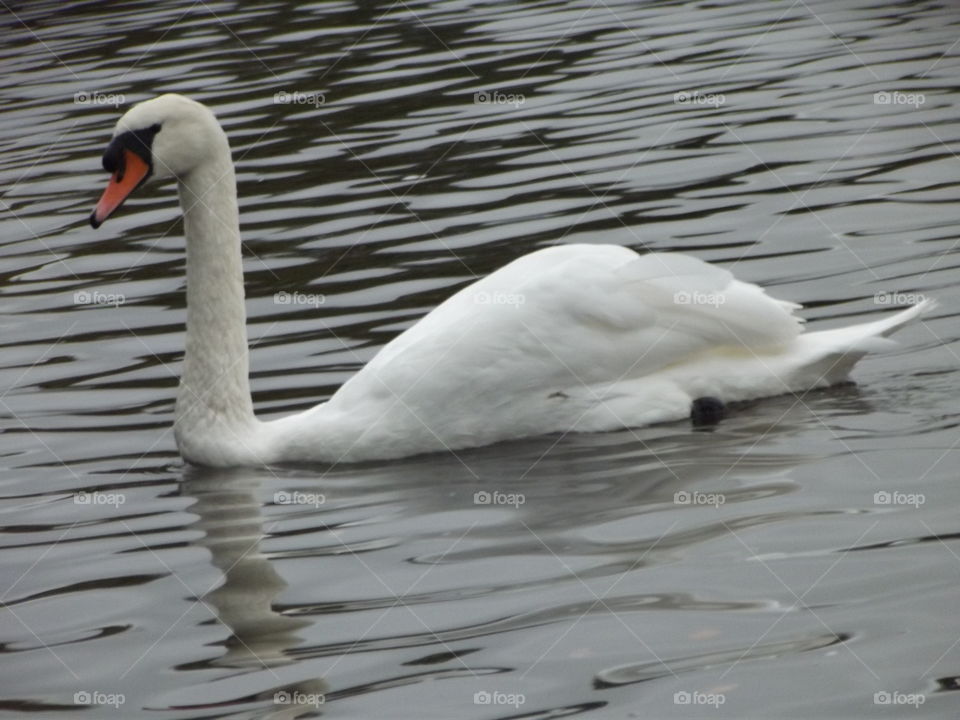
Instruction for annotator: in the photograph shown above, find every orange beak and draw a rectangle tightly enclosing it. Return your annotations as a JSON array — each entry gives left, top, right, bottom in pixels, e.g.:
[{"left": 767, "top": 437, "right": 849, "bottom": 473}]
[{"left": 90, "top": 149, "right": 151, "bottom": 228}]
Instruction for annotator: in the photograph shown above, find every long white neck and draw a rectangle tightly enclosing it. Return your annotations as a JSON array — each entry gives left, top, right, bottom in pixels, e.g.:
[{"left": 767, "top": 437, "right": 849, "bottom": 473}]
[{"left": 173, "top": 141, "right": 259, "bottom": 463}]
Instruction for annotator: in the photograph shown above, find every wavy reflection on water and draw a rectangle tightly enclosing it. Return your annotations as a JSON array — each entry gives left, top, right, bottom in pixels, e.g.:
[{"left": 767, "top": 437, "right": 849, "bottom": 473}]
[{"left": 1, "top": 0, "right": 959, "bottom": 717}]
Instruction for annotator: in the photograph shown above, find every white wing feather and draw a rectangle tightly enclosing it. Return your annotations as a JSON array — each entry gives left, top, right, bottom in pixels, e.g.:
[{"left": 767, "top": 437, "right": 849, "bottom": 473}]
[{"left": 332, "top": 245, "right": 803, "bottom": 408}]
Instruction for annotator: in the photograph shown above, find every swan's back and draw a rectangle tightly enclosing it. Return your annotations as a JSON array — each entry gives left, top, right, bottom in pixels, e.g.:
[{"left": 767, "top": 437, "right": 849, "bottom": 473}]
[{"left": 329, "top": 245, "right": 803, "bottom": 414}]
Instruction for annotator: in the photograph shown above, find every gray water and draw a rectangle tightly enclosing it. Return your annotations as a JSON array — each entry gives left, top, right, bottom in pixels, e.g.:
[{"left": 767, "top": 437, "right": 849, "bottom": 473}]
[{"left": 2, "top": 0, "right": 959, "bottom": 718}]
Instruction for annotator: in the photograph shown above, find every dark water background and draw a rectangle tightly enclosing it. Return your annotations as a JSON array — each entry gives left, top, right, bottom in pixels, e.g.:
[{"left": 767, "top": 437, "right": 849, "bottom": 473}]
[{"left": 1, "top": 0, "right": 959, "bottom": 717}]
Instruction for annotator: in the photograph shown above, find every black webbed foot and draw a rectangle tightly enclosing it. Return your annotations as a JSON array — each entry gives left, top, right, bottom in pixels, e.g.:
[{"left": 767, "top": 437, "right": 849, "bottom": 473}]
[{"left": 691, "top": 396, "right": 725, "bottom": 428}]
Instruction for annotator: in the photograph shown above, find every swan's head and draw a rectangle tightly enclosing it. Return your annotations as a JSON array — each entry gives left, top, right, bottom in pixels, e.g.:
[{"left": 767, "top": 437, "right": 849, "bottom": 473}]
[{"left": 89, "top": 94, "right": 227, "bottom": 228}]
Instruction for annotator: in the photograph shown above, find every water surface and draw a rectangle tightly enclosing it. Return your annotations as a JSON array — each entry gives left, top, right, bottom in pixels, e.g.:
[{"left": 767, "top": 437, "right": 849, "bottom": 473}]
[{"left": 2, "top": 0, "right": 959, "bottom": 717}]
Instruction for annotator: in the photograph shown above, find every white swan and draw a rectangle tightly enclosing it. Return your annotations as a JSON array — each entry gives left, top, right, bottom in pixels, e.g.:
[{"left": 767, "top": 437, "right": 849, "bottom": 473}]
[{"left": 89, "top": 94, "right": 934, "bottom": 467}]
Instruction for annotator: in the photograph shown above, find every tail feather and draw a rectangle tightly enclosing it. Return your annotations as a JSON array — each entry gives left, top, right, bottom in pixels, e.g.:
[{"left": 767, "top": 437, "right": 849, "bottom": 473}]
[
  {"left": 861, "top": 298, "right": 937, "bottom": 338},
  {"left": 795, "top": 299, "right": 936, "bottom": 385}
]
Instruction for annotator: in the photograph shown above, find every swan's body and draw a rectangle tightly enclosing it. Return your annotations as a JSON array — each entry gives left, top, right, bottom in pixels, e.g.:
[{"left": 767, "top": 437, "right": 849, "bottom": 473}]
[{"left": 90, "top": 94, "right": 934, "bottom": 467}]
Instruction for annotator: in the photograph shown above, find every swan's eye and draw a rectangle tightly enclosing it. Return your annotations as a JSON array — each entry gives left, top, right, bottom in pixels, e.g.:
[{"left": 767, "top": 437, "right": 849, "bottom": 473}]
[
  {"left": 102, "top": 140, "right": 123, "bottom": 175},
  {"left": 102, "top": 123, "right": 162, "bottom": 177}
]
